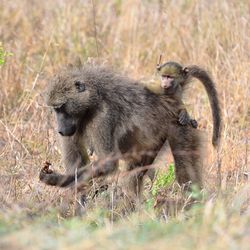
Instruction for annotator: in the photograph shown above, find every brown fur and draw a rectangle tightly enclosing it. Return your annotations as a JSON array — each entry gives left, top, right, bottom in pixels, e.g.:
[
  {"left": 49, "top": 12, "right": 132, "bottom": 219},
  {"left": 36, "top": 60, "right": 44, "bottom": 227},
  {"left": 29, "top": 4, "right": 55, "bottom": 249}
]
[
  {"left": 156, "top": 61, "right": 221, "bottom": 146},
  {"left": 39, "top": 63, "right": 204, "bottom": 200}
]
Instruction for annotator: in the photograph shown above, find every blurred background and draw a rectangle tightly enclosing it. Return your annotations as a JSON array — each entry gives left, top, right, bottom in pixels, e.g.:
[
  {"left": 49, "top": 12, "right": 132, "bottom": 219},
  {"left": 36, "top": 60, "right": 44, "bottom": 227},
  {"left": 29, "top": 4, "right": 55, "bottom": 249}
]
[{"left": 0, "top": 0, "right": 249, "bottom": 249}]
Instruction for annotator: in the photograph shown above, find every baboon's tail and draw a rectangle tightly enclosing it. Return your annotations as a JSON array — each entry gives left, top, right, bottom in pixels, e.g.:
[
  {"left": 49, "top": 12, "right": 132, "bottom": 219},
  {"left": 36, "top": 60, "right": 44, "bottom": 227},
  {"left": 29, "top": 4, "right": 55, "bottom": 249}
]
[{"left": 186, "top": 66, "right": 222, "bottom": 147}]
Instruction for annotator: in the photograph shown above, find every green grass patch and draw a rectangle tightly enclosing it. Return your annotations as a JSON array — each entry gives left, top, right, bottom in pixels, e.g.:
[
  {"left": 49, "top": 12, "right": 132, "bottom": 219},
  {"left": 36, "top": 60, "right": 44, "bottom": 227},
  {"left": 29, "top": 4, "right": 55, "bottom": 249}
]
[
  {"left": 0, "top": 43, "right": 12, "bottom": 66},
  {"left": 146, "top": 163, "right": 175, "bottom": 208}
]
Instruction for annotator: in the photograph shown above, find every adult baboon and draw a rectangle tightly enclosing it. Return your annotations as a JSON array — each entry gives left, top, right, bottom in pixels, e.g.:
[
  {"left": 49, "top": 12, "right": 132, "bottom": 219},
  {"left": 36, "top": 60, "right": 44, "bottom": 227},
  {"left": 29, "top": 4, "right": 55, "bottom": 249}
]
[
  {"left": 84, "top": 61, "right": 222, "bottom": 185},
  {"left": 39, "top": 63, "right": 205, "bottom": 198}
]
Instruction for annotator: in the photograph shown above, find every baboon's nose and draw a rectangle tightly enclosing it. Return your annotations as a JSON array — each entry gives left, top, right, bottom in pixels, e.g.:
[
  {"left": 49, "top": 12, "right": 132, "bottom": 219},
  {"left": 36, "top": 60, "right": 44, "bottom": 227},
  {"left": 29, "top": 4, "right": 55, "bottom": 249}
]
[{"left": 58, "top": 125, "right": 76, "bottom": 136}]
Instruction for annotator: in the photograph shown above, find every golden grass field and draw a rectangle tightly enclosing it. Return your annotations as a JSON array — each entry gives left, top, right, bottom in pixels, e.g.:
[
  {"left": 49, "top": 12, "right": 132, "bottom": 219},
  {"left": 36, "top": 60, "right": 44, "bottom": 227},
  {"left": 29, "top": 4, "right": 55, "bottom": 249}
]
[{"left": 0, "top": 0, "right": 249, "bottom": 249}]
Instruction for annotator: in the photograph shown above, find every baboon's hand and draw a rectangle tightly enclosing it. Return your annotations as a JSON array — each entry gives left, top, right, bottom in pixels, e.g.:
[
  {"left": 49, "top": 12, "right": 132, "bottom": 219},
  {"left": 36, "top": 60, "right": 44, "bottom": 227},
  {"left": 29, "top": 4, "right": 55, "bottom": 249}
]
[
  {"left": 190, "top": 119, "right": 198, "bottom": 129},
  {"left": 178, "top": 110, "right": 190, "bottom": 126},
  {"left": 39, "top": 161, "right": 54, "bottom": 181},
  {"left": 41, "top": 161, "right": 53, "bottom": 174}
]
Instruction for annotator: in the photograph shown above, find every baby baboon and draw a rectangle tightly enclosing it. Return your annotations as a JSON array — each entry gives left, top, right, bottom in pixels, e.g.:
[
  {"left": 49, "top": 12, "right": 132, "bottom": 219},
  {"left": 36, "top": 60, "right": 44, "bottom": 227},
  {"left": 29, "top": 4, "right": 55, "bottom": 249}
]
[
  {"left": 39, "top": 63, "right": 206, "bottom": 198},
  {"left": 153, "top": 62, "right": 198, "bottom": 129},
  {"left": 155, "top": 61, "right": 221, "bottom": 147}
]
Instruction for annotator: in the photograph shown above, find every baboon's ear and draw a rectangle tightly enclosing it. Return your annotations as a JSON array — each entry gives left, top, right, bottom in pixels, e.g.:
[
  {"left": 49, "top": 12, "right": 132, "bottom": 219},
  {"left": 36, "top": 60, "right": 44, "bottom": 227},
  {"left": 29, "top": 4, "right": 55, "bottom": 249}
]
[{"left": 182, "top": 67, "right": 189, "bottom": 74}]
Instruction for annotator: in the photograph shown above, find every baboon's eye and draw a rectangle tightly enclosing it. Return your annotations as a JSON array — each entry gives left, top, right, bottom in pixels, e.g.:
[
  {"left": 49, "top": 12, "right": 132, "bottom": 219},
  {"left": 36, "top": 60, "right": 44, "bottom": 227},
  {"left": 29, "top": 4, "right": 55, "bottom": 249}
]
[
  {"left": 74, "top": 81, "right": 85, "bottom": 92},
  {"left": 162, "top": 75, "right": 172, "bottom": 79}
]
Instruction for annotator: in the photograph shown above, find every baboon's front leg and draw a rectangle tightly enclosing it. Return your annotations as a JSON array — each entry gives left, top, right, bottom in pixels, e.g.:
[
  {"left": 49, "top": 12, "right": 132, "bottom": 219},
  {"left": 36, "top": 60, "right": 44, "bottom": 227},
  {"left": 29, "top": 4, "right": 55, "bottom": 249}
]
[
  {"left": 39, "top": 155, "right": 118, "bottom": 187},
  {"left": 46, "top": 134, "right": 89, "bottom": 215}
]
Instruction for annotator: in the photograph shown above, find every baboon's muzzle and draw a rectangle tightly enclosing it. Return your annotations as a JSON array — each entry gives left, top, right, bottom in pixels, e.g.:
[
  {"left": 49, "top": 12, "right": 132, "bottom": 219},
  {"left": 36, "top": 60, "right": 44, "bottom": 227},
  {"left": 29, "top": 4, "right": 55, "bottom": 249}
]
[{"left": 56, "top": 112, "right": 77, "bottom": 136}]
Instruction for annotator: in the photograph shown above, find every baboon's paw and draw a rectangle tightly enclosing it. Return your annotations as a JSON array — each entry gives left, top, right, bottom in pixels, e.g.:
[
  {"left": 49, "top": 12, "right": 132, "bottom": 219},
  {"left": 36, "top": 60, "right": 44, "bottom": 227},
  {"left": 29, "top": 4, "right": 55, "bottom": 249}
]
[
  {"left": 42, "top": 161, "right": 54, "bottom": 174},
  {"left": 39, "top": 161, "right": 54, "bottom": 181},
  {"left": 190, "top": 119, "right": 198, "bottom": 129},
  {"left": 178, "top": 111, "right": 189, "bottom": 126}
]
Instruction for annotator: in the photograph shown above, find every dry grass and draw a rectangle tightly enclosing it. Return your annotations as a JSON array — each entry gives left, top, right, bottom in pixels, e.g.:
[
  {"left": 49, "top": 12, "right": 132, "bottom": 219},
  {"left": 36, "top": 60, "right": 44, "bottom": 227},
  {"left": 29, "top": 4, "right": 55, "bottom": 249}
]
[{"left": 0, "top": 0, "right": 249, "bottom": 249}]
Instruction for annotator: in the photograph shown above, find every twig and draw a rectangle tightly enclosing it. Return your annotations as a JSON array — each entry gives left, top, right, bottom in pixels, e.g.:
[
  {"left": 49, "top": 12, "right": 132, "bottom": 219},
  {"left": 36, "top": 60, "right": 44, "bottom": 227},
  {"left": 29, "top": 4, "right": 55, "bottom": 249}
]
[
  {"left": 0, "top": 119, "right": 30, "bottom": 155},
  {"left": 158, "top": 54, "right": 162, "bottom": 65},
  {"left": 91, "top": 0, "right": 100, "bottom": 57},
  {"left": 216, "top": 146, "right": 222, "bottom": 191},
  {"left": 74, "top": 167, "right": 78, "bottom": 216},
  {"left": 32, "top": 32, "right": 53, "bottom": 90},
  {"left": 244, "top": 119, "right": 249, "bottom": 181}
]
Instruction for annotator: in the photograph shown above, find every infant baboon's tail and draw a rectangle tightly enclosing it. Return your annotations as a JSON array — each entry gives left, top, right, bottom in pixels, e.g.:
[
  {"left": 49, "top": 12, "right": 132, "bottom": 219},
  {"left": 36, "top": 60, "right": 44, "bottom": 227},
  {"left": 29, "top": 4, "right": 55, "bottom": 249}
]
[{"left": 185, "top": 65, "right": 222, "bottom": 147}]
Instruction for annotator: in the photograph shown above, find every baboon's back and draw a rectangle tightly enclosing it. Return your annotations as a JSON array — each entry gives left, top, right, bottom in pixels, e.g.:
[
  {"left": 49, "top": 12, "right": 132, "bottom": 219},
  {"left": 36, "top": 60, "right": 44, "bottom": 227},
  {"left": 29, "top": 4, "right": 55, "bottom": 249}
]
[{"left": 47, "top": 64, "right": 180, "bottom": 148}]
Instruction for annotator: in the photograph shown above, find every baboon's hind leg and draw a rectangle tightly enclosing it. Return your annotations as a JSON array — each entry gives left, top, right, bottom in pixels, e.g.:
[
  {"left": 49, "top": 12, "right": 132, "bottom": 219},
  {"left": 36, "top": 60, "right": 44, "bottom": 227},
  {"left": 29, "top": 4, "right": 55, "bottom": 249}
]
[
  {"left": 122, "top": 153, "right": 158, "bottom": 201},
  {"left": 168, "top": 126, "right": 203, "bottom": 189}
]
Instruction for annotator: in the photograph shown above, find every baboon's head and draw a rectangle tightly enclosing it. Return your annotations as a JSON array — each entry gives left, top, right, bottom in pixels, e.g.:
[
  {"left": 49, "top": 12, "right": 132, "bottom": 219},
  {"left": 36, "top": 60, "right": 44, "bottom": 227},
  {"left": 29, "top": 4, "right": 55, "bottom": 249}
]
[
  {"left": 45, "top": 65, "right": 100, "bottom": 136},
  {"left": 156, "top": 61, "right": 189, "bottom": 93}
]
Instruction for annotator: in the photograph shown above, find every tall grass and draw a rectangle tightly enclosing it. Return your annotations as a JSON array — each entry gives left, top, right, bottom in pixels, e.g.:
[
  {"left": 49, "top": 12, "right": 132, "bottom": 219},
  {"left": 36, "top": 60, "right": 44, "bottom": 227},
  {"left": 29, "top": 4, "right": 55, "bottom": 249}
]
[{"left": 0, "top": 0, "right": 249, "bottom": 249}]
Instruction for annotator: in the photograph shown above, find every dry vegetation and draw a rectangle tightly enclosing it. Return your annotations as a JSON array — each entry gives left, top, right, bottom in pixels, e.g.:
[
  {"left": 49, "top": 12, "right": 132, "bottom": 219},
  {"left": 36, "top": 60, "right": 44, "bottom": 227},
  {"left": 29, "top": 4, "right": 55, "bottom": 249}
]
[{"left": 0, "top": 0, "right": 249, "bottom": 249}]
